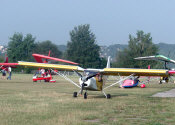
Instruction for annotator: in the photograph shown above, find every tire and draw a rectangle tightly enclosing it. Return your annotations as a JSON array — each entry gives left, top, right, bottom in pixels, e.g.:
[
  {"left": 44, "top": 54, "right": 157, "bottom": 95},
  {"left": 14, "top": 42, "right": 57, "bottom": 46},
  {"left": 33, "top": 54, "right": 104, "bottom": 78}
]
[
  {"left": 159, "top": 81, "right": 162, "bottom": 84},
  {"left": 84, "top": 92, "right": 87, "bottom": 99},
  {"left": 73, "top": 92, "right": 77, "bottom": 97},
  {"left": 107, "top": 94, "right": 111, "bottom": 99}
]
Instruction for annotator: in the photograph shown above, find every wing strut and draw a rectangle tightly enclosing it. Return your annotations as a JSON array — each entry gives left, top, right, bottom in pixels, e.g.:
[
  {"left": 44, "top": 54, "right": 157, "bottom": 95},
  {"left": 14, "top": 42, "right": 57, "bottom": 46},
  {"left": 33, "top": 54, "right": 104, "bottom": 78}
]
[
  {"left": 0, "top": 65, "right": 3, "bottom": 72},
  {"left": 51, "top": 69, "right": 81, "bottom": 88},
  {"left": 101, "top": 74, "right": 134, "bottom": 98},
  {"left": 103, "top": 74, "right": 134, "bottom": 90},
  {"left": 0, "top": 65, "right": 3, "bottom": 69}
]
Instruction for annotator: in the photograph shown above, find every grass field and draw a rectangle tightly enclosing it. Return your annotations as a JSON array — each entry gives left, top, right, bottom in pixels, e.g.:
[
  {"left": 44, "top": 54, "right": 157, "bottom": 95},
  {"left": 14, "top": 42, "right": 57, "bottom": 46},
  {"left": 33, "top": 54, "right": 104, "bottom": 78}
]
[{"left": 1, "top": 74, "right": 175, "bottom": 125}]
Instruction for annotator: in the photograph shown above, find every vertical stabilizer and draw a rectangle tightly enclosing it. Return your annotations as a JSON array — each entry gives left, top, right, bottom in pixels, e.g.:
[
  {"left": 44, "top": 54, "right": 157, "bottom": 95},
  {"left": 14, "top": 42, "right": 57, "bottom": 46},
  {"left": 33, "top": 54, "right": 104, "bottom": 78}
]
[
  {"left": 106, "top": 56, "right": 111, "bottom": 68},
  {"left": 103, "top": 56, "right": 111, "bottom": 85},
  {"left": 48, "top": 50, "right": 51, "bottom": 57},
  {"left": 4, "top": 56, "right": 8, "bottom": 63}
]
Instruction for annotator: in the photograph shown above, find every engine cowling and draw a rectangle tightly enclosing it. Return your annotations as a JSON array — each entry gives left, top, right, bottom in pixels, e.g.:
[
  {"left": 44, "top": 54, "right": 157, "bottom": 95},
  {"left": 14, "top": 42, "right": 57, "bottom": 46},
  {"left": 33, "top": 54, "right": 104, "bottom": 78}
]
[{"left": 79, "top": 75, "right": 103, "bottom": 91}]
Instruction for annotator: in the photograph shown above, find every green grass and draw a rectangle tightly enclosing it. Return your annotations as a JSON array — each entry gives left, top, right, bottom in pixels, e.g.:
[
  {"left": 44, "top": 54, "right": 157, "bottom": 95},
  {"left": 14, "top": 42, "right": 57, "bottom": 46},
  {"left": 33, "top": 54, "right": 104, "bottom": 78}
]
[{"left": 0, "top": 74, "right": 175, "bottom": 125}]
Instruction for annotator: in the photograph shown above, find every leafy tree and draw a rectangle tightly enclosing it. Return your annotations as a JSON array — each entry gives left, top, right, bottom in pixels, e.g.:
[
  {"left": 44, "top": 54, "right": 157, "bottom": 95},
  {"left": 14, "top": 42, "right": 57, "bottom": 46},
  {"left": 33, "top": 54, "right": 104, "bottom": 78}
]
[
  {"left": 0, "top": 56, "right": 4, "bottom": 62},
  {"left": 66, "top": 24, "right": 106, "bottom": 68},
  {"left": 116, "top": 30, "right": 159, "bottom": 68},
  {"left": 7, "top": 33, "right": 36, "bottom": 62},
  {"left": 34, "top": 40, "right": 62, "bottom": 58},
  {"left": 7, "top": 33, "right": 37, "bottom": 73}
]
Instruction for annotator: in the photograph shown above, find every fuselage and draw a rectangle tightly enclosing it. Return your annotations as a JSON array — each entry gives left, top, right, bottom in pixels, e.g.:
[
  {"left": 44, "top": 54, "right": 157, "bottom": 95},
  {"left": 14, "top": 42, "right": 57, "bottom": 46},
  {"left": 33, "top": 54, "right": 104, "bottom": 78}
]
[{"left": 79, "top": 72, "right": 104, "bottom": 91}]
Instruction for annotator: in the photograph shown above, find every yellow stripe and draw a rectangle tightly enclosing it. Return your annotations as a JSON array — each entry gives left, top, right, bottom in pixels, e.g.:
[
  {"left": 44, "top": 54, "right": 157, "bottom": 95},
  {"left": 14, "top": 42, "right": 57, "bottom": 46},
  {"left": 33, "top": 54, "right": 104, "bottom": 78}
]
[
  {"left": 18, "top": 61, "right": 79, "bottom": 71},
  {"left": 103, "top": 68, "right": 168, "bottom": 77}
]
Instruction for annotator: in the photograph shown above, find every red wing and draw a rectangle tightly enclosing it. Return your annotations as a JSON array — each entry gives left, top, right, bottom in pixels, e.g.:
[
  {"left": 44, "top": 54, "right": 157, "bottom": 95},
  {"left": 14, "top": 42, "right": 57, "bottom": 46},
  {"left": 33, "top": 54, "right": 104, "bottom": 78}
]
[
  {"left": 0, "top": 63, "right": 19, "bottom": 66},
  {"left": 32, "top": 54, "right": 43, "bottom": 63},
  {"left": 0, "top": 63, "right": 18, "bottom": 70},
  {"left": 32, "top": 54, "right": 79, "bottom": 65}
]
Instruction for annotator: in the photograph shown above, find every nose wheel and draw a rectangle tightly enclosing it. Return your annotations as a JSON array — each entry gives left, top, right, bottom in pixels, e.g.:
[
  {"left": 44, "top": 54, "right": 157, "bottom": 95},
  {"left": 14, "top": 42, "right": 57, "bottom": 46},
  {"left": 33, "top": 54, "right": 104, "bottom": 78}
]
[
  {"left": 73, "top": 92, "right": 77, "bottom": 97},
  {"left": 73, "top": 91, "right": 88, "bottom": 99},
  {"left": 84, "top": 92, "right": 87, "bottom": 99},
  {"left": 107, "top": 94, "right": 111, "bottom": 99}
]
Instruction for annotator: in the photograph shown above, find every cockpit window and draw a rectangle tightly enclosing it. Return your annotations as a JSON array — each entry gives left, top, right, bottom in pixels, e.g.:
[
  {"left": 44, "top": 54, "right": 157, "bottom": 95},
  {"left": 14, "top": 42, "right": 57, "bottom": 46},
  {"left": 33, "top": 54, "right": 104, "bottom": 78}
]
[{"left": 84, "top": 70, "right": 97, "bottom": 76}]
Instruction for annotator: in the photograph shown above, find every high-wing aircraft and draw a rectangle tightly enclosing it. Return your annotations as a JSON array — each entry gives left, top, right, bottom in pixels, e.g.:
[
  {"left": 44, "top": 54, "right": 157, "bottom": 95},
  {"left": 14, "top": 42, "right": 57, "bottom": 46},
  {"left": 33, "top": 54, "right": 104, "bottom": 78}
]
[
  {"left": 134, "top": 55, "right": 175, "bottom": 69},
  {"left": 0, "top": 52, "right": 79, "bottom": 81},
  {"left": 31, "top": 51, "right": 78, "bottom": 82},
  {"left": 134, "top": 55, "right": 175, "bottom": 84},
  {"left": 17, "top": 56, "right": 175, "bottom": 99}
]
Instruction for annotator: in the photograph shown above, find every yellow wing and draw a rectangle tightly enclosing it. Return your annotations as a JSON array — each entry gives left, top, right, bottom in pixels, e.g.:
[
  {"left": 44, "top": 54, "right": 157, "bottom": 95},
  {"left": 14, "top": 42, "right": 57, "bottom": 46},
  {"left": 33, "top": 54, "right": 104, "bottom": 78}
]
[
  {"left": 18, "top": 61, "right": 84, "bottom": 71},
  {"left": 18, "top": 61, "right": 169, "bottom": 77},
  {"left": 103, "top": 68, "right": 169, "bottom": 77}
]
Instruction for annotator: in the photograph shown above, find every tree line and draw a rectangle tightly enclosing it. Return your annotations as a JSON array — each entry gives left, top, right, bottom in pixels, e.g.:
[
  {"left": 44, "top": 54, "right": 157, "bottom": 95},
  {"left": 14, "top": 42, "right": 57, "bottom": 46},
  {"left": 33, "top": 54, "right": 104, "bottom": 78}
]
[{"left": 2, "top": 24, "right": 159, "bottom": 72}]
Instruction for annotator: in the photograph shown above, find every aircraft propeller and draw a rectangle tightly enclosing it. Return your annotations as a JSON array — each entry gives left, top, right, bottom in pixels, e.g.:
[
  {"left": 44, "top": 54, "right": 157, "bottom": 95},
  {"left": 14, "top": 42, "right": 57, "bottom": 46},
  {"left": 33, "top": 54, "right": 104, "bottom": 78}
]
[{"left": 74, "top": 70, "right": 97, "bottom": 95}]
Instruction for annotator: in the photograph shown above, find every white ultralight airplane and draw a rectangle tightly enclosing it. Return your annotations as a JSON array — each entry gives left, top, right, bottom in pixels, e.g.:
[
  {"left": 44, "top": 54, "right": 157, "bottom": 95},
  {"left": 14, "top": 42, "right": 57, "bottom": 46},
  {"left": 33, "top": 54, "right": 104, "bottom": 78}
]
[{"left": 18, "top": 57, "right": 175, "bottom": 99}]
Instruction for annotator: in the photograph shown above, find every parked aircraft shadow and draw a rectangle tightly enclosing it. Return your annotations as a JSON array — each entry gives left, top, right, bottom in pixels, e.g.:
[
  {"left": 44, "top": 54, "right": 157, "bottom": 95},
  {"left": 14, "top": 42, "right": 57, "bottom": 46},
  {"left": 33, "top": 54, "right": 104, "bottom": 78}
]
[{"left": 93, "top": 93, "right": 128, "bottom": 98}]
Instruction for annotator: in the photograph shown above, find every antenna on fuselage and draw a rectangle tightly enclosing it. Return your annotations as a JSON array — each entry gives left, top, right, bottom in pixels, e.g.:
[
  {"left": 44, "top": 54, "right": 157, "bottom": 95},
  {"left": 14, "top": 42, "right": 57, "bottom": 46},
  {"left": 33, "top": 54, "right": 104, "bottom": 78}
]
[{"left": 106, "top": 56, "right": 111, "bottom": 68}]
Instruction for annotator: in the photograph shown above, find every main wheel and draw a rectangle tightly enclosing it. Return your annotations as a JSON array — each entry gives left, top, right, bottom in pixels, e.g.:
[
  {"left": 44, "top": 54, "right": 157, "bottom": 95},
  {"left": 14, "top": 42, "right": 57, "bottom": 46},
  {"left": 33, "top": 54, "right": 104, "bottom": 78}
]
[
  {"left": 73, "top": 92, "right": 77, "bottom": 97},
  {"left": 84, "top": 92, "right": 87, "bottom": 99},
  {"left": 107, "top": 94, "right": 111, "bottom": 99}
]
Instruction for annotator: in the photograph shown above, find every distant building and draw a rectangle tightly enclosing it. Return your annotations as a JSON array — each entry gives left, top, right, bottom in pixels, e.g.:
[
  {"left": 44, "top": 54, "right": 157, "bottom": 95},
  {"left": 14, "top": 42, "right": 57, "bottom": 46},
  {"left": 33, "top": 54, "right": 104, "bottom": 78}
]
[
  {"left": 0, "top": 46, "right": 3, "bottom": 50},
  {"left": 0, "top": 45, "right": 7, "bottom": 53}
]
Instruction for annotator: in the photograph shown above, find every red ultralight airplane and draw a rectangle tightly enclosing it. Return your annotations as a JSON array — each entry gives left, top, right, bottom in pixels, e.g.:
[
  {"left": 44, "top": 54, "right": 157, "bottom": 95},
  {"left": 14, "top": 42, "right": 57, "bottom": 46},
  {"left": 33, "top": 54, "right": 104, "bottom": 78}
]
[
  {"left": 32, "top": 51, "right": 78, "bottom": 82},
  {"left": 0, "top": 52, "right": 78, "bottom": 83}
]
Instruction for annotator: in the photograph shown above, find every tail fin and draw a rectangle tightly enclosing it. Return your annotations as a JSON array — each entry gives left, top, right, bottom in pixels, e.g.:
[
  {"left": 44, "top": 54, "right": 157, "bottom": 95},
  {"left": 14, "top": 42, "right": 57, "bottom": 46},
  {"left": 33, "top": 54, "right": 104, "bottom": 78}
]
[
  {"left": 106, "top": 56, "right": 111, "bottom": 68},
  {"left": 48, "top": 50, "right": 51, "bottom": 57},
  {"left": 103, "top": 56, "right": 111, "bottom": 84},
  {"left": 4, "top": 56, "right": 8, "bottom": 63},
  {"left": 44, "top": 51, "right": 51, "bottom": 63}
]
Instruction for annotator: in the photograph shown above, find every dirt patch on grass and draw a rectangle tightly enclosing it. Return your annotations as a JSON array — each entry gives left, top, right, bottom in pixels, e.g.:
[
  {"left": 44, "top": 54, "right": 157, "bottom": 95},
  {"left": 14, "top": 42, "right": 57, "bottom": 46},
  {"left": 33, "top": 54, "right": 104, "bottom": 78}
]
[{"left": 152, "top": 88, "right": 175, "bottom": 97}]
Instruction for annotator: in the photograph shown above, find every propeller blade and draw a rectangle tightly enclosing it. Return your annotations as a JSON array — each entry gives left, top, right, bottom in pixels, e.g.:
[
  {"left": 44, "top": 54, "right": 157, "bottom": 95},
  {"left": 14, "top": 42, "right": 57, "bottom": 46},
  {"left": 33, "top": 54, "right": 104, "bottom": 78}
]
[{"left": 86, "top": 73, "right": 97, "bottom": 80}]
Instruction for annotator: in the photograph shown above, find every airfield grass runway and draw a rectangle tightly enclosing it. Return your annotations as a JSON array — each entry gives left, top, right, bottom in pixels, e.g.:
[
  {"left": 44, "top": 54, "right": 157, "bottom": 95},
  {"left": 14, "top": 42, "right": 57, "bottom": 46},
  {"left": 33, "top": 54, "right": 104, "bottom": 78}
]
[{"left": 1, "top": 74, "right": 175, "bottom": 125}]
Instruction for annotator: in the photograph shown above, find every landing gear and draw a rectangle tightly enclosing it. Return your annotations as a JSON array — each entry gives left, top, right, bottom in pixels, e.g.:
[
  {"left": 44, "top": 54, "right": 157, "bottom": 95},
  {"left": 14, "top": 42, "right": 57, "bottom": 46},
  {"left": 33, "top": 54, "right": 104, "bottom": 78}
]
[
  {"left": 102, "top": 91, "right": 111, "bottom": 99},
  {"left": 84, "top": 92, "right": 87, "bottom": 99},
  {"left": 107, "top": 94, "right": 111, "bottom": 99},
  {"left": 73, "top": 91, "right": 88, "bottom": 99},
  {"left": 159, "top": 80, "right": 162, "bottom": 84},
  {"left": 73, "top": 92, "right": 77, "bottom": 97},
  {"left": 160, "top": 77, "right": 169, "bottom": 84}
]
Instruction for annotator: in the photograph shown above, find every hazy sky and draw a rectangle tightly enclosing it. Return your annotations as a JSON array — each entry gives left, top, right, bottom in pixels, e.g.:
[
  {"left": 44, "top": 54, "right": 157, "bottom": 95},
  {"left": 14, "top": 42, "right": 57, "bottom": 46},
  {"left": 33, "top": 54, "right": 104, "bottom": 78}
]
[{"left": 1, "top": 0, "right": 175, "bottom": 46}]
